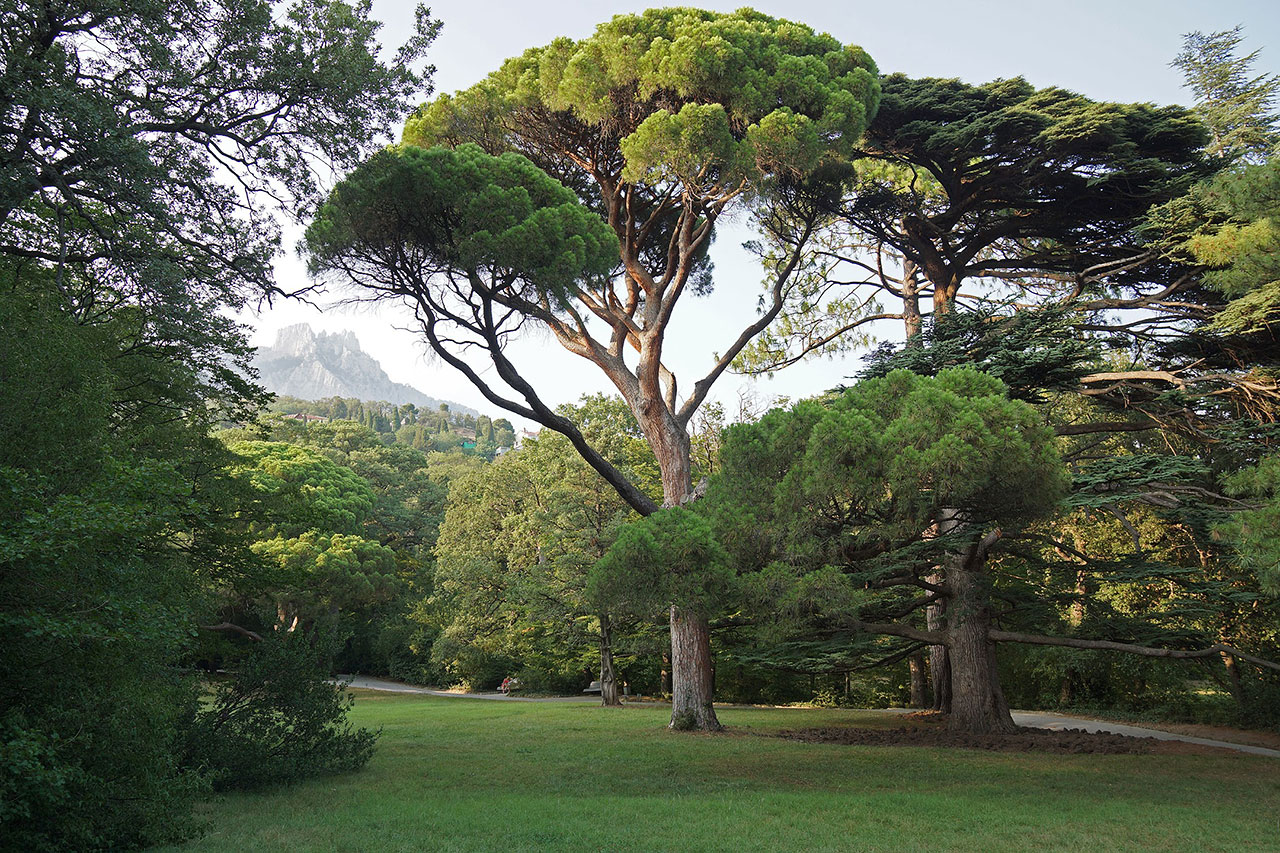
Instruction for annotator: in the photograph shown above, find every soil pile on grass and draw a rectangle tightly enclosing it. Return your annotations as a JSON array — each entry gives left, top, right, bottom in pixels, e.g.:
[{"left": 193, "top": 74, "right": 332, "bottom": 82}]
[{"left": 773, "top": 713, "right": 1208, "bottom": 755}]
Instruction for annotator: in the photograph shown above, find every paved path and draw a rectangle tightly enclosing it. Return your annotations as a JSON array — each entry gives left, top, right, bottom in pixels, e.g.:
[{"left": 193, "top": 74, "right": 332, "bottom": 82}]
[
  {"left": 1006, "top": 710, "right": 1280, "bottom": 757},
  {"left": 337, "top": 674, "right": 598, "bottom": 702},
  {"left": 338, "top": 675, "right": 1280, "bottom": 757}
]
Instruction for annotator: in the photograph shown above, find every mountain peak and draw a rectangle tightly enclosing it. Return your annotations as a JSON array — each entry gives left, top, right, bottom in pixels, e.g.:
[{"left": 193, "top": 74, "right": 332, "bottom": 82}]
[{"left": 253, "top": 323, "right": 475, "bottom": 414}]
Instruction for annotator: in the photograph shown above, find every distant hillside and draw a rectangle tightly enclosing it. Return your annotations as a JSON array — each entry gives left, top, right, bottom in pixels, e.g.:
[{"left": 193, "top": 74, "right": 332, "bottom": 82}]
[{"left": 252, "top": 323, "right": 477, "bottom": 416}]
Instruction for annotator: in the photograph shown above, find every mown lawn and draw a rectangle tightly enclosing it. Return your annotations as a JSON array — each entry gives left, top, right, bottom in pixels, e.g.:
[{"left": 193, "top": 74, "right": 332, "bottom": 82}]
[{"left": 158, "top": 691, "right": 1280, "bottom": 852}]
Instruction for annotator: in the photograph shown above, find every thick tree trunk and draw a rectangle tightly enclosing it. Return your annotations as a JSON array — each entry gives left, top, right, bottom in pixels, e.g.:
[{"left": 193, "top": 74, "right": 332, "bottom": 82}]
[
  {"left": 925, "top": 572, "right": 951, "bottom": 712},
  {"left": 643, "top": 423, "right": 722, "bottom": 731},
  {"left": 947, "top": 562, "right": 1016, "bottom": 734},
  {"left": 669, "top": 604, "right": 721, "bottom": 731},
  {"left": 599, "top": 612, "right": 621, "bottom": 706},
  {"left": 908, "top": 652, "right": 927, "bottom": 708}
]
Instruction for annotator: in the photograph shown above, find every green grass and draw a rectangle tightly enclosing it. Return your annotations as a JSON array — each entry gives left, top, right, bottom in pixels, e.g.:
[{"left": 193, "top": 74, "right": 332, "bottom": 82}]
[{"left": 159, "top": 691, "right": 1280, "bottom": 852}]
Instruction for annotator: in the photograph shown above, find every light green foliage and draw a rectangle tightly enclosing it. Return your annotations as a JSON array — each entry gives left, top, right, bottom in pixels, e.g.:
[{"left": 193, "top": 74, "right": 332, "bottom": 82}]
[
  {"left": 251, "top": 531, "right": 398, "bottom": 611},
  {"left": 227, "top": 441, "right": 377, "bottom": 538},
  {"left": 1190, "top": 158, "right": 1280, "bottom": 334},
  {"left": 719, "top": 369, "right": 1069, "bottom": 549},
  {"left": 429, "top": 397, "right": 653, "bottom": 689},
  {"left": 222, "top": 439, "right": 401, "bottom": 630},
  {"left": 407, "top": 8, "right": 878, "bottom": 190},
  {"left": 591, "top": 507, "right": 733, "bottom": 620},
  {"left": 307, "top": 143, "right": 619, "bottom": 302},
  {"left": 259, "top": 416, "right": 450, "bottom": 551},
  {"left": 1222, "top": 456, "right": 1280, "bottom": 593}
]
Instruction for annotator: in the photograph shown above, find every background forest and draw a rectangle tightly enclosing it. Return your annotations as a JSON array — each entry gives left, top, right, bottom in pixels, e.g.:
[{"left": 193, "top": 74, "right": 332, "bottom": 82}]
[{"left": 2, "top": 1, "right": 1279, "bottom": 849}]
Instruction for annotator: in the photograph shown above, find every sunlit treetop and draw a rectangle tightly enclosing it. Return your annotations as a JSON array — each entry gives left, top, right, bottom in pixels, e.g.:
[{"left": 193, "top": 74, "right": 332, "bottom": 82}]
[{"left": 404, "top": 7, "right": 880, "bottom": 196}]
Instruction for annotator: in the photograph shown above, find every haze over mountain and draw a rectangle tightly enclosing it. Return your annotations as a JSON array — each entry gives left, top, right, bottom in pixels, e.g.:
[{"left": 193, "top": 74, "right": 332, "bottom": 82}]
[{"left": 252, "top": 323, "right": 477, "bottom": 415}]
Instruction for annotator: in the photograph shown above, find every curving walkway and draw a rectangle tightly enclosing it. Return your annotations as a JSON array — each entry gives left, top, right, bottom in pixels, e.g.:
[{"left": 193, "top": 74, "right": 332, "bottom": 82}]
[
  {"left": 337, "top": 674, "right": 1280, "bottom": 757},
  {"left": 337, "top": 674, "right": 598, "bottom": 702}
]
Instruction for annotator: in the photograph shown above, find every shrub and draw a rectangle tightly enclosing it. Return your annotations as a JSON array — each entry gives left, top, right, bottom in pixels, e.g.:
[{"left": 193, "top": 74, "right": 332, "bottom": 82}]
[{"left": 184, "top": 631, "right": 379, "bottom": 790}]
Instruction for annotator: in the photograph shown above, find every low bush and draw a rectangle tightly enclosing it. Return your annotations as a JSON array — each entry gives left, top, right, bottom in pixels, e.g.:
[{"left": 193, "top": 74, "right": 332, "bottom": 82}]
[{"left": 183, "top": 631, "right": 379, "bottom": 790}]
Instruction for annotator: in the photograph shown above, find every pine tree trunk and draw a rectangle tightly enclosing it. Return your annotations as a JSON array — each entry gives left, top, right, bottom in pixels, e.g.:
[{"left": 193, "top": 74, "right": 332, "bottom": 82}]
[
  {"left": 947, "top": 563, "right": 1016, "bottom": 734},
  {"left": 669, "top": 604, "right": 721, "bottom": 731},
  {"left": 925, "top": 573, "right": 951, "bottom": 712},
  {"left": 902, "top": 258, "right": 923, "bottom": 341},
  {"left": 645, "top": 423, "right": 721, "bottom": 731},
  {"left": 909, "top": 652, "right": 927, "bottom": 708},
  {"left": 599, "top": 612, "right": 621, "bottom": 706}
]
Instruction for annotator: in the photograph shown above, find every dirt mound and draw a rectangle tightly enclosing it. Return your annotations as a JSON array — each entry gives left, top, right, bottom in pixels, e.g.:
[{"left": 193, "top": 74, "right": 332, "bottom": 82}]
[
  {"left": 771, "top": 711, "right": 1236, "bottom": 755},
  {"left": 775, "top": 723, "right": 1168, "bottom": 754}
]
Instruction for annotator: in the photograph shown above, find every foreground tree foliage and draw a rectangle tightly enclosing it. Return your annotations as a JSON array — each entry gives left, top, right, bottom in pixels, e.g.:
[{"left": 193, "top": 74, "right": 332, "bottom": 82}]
[
  {"left": 308, "top": 7, "right": 882, "bottom": 730},
  {"left": 0, "top": 0, "right": 437, "bottom": 846},
  {"left": 0, "top": 286, "right": 209, "bottom": 849},
  {"left": 711, "top": 28, "right": 1280, "bottom": 727}
]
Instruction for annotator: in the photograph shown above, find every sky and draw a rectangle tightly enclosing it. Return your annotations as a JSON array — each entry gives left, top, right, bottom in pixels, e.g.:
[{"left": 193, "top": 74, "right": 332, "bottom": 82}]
[{"left": 244, "top": 0, "right": 1280, "bottom": 424}]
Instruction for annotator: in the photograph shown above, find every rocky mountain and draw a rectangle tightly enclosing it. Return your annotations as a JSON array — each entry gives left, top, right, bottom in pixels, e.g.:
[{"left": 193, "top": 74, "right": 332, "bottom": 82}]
[{"left": 252, "top": 323, "right": 476, "bottom": 414}]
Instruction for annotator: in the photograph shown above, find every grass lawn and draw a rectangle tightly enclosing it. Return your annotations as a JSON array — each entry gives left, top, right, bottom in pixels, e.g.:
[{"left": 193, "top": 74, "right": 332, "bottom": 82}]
[{"left": 158, "top": 690, "right": 1280, "bottom": 852}]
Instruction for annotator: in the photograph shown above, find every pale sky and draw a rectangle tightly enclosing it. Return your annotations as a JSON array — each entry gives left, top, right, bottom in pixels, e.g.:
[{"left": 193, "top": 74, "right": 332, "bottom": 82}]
[{"left": 246, "top": 0, "right": 1280, "bottom": 423}]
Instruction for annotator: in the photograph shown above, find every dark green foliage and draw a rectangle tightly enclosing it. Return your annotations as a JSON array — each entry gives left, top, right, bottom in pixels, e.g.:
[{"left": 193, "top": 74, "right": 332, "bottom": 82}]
[
  {"left": 859, "top": 306, "right": 1100, "bottom": 402},
  {"left": 0, "top": 288, "right": 208, "bottom": 850},
  {"left": 184, "top": 632, "right": 379, "bottom": 790},
  {"left": 591, "top": 507, "right": 733, "bottom": 620},
  {"left": 306, "top": 143, "right": 620, "bottom": 304},
  {"left": 704, "top": 369, "right": 1069, "bottom": 697},
  {"left": 749, "top": 368, "right": 1068, "bottom": 540},
  {"left": 852, "top": 74, "right": 1208, "bottom": 285},
  {"left": 1, "top": 0, "right": 434, "bottom": 844}
]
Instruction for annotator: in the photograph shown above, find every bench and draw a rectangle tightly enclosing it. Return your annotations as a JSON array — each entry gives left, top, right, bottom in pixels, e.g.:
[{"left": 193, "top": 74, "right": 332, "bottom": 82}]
[{"left": 584, "top": 680, "right": 630, "bottom": 695}]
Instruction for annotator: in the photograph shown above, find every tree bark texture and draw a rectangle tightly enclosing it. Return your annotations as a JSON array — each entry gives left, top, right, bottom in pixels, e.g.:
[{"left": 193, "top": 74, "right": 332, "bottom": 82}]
[
  {"left": 946, "top": 562, "right": 1016, "bottom": 734},
  {"left": 656, "top": 449, "right": 722, "bottom": 731},
  {"left": 669, "top": 604, "right": 721, "bottom": 731},
  {"left": 599, "top": 612, "right": 621, "bottom": 706},
  {"left": 908, "top": 652, "right": 927, "bottom": 708},
  {"left": 925, "top": 573, "right": 951, "bottom": 713}
]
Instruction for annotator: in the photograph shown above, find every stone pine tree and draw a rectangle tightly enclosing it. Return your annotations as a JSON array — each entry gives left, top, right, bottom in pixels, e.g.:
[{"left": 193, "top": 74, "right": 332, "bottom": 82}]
[
  {"left": 306, "top": 8, "right": 880, "bottom": 730},
  {"left": 708, "top": 369, "right": 1070, "bottom": 733}
]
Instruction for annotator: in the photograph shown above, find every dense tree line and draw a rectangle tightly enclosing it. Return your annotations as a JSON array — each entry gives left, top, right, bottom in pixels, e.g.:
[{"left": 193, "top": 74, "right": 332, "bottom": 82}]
[{"left": 269, "top": 395, "right": 517, "bottom": 456}]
